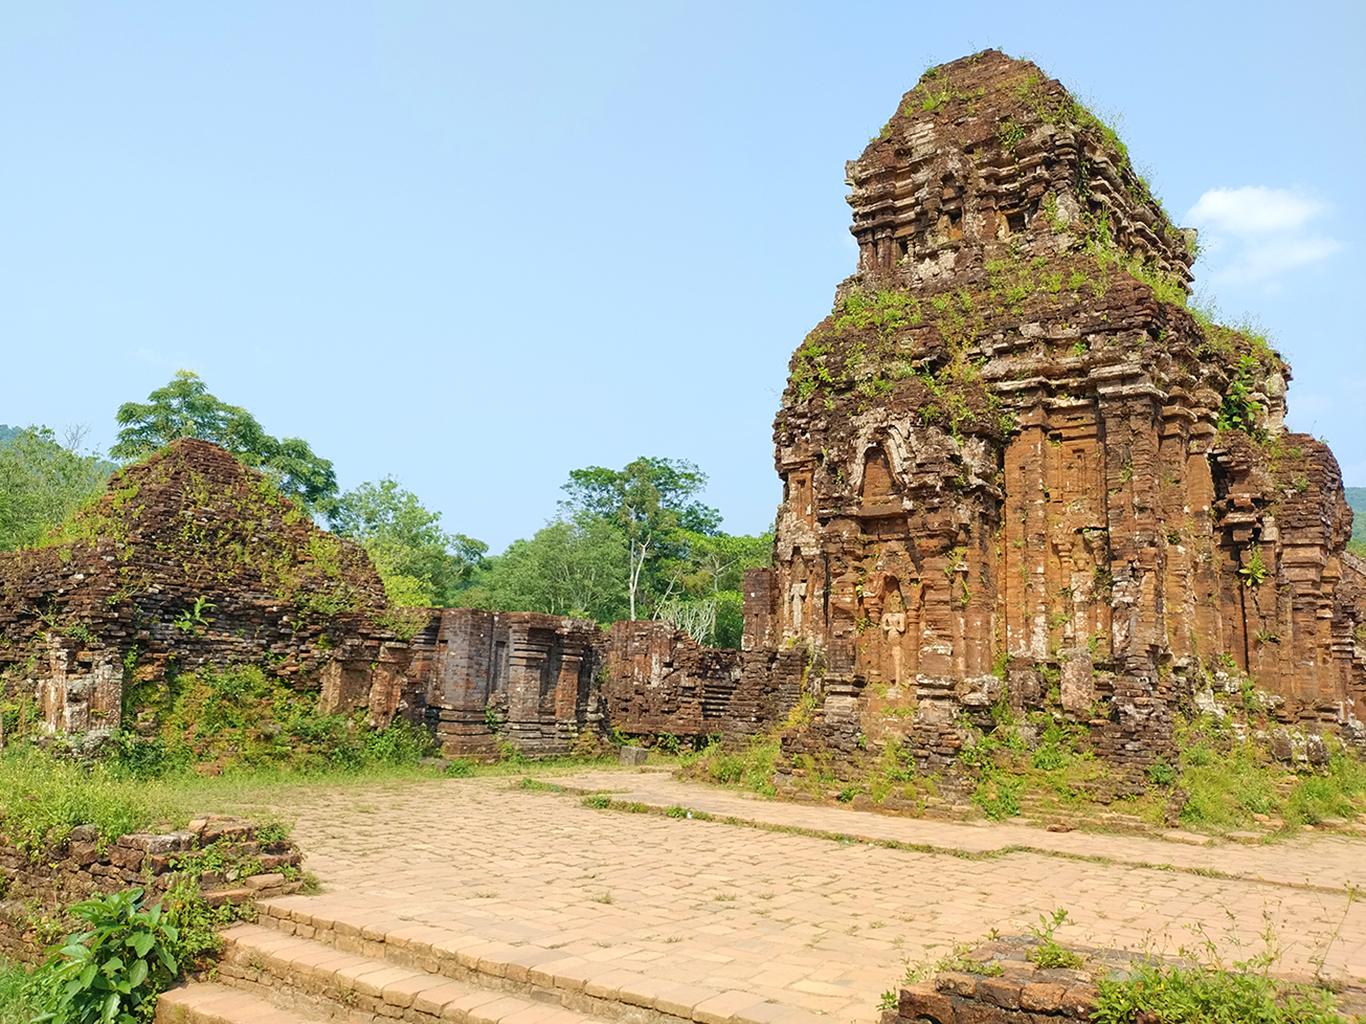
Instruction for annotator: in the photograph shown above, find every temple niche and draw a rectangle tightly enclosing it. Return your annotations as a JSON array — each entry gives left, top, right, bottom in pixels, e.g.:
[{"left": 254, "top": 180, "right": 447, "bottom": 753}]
[{"left": 758, "top": 49, "right": 1366, "bottom": 778}]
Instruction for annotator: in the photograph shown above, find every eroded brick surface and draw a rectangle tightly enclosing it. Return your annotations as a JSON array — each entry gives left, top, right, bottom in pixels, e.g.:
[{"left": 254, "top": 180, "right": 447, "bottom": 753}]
[
  {"left": 760, "top": 49, "right": 1366, "bottom": 776},
  {"left": 0, "top": 815, "right": 300, "bottom": 964}
]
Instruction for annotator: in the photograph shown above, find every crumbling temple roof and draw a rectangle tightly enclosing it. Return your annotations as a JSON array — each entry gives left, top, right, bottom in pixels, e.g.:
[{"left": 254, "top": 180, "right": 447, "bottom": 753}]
[{"left": 764, "top": 50, "right": 1364, "bottom": 774}]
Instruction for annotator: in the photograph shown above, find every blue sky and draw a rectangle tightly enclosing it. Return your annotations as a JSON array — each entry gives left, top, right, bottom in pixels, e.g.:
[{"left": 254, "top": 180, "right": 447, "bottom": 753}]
[{"left": 2, "top": 1, "right": 1362, "bottom": 552}]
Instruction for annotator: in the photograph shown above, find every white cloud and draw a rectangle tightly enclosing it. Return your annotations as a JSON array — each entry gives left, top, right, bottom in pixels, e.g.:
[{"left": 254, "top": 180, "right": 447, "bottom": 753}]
[
  {"left": 1188, "top": 186, "right": 1324, "bottom": 236},
  {"left": 1185, "top": 186, "right": 1343, "bottom": 287}
]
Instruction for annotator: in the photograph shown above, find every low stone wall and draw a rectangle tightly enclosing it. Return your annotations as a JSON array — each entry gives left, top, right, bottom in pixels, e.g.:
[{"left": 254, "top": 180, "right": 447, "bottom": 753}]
[
  {"left": 601, "top": 620, "right": 806, "bottom": 745},
  {"left": 887, "top": 933, "right": 1366, "bottom": 1023},
  {"left": 885, "top": 937, "right": 1126, "bottom": 1024},
  {"left": 0, "top": 815, "right": 303, "bottom": 964},
  {"left": 895, "top": 974, "right": 1099, "bottom": 1023}
]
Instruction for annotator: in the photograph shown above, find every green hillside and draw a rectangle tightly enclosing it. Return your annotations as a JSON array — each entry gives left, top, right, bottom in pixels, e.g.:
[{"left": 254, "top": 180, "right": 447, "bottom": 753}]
[
  {"left": 1347, "top": 486, "right": 1365, "bottom": 528},
  {"left": 1347, "top": 487, "right": 1365, "bottom": 553}
]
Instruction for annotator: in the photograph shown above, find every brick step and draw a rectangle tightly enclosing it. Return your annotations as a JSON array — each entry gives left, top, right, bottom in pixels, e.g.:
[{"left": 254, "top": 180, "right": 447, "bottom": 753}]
[
  {"left": 155, "top": 980, "right": 325, "bottom": 1024},
  {"left": 214, "top": 923, "right": 610, "bottom": 1024},
  {"left": 248, "top": 901, "right": 823, "bottom": 1024}
]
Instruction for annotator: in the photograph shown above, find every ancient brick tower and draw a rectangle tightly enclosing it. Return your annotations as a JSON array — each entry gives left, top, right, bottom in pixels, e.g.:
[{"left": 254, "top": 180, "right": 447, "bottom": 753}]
[{"left": 765, "top": 50, "right": 1365, "bottom": 771}]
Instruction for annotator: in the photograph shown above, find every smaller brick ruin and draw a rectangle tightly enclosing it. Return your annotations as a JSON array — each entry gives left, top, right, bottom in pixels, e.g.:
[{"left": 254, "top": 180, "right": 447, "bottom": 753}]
[
  {"left": 889, "top": 936, "right": 1109, "bottom": 1024},
  {"left": 884, "top": 933, "right": 1364, "bottom": 1023},
  {"left": 0, "top": 439, "right": 405, "bottom": 737}
]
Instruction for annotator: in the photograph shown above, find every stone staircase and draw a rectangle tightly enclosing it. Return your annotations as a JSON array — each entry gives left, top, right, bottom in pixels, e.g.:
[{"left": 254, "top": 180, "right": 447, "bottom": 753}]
[
  {"left": 156, "top": 903, "right": 817, "bottom": 1024},
  {"left": 155, "top": 922, "right": 609, "bottom": 1024}
]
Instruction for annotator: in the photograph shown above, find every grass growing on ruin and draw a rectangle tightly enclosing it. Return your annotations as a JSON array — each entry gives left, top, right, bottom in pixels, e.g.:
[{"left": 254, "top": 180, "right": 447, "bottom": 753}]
[
  {"left": 111, "top": 664, "right": 441, "bottom": 777},
  {"left": 886, "top": 909, "right": 1346, "bottom": 1024},
  {"left": 666, "top": 700, "right": 1366, "bottom": 838},
  {"left": 947, "top": 713, "right": 1366, "bottom": 834},
  {"left": 683, "top": 736, "right": 781, "bottom": 795},
  {"left": 1177, "top": 729, "right": 1366, "bottom": 832},
  {"left": 1091, "top": 959, "right": 1341, "bottom": 1024}
]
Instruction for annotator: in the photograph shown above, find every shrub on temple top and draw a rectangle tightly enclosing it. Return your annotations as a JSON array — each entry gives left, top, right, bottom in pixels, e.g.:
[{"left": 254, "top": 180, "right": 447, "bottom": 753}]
[{"left": 111, "top": 369, "right": 337, "bottom": 514}]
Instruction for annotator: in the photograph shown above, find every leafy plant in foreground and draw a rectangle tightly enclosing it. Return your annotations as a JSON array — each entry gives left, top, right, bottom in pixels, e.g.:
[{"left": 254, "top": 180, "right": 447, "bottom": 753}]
[{"left": 30, "top": 888, "right": 178, "bottom": 1024}]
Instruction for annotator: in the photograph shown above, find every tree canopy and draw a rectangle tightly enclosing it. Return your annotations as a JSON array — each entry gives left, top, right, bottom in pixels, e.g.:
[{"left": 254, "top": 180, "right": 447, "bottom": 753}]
[
  {"left": 558, "top": 457, "right": 721, "bottom": 620},
  {"left": 328, "top": 478, "right": 487, "bottom": 608},
  {"left": 653, "top": 528, "right": 772, "bottom": 648},
  {"left": 457, "top": 457, "right": 770, "bottom": 645},
  {"left": 0, "top": 427, "right": 112, "bottom": 551},
  {"left": 460, "top": 517, "right": 628, "bottom": 622},
  {"left": 111, "top": 370, "right": 337, "bottom": 512}
]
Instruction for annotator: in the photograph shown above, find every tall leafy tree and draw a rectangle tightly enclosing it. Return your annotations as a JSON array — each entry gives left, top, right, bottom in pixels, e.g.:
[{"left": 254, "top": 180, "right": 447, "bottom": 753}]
[
  {"left": 329, "top": 478, "right": 486, "bottom": 607},
  {"left": 559, "top": 457, "right": 721, "bottom": 620},
  {"left": 111, "top": 370, "right": 337, "bottom": 512},
  {"left": 663, "top": 530, "right": 773, "bottom": 596},
  {"left": 655, "top": 529, "right": 772, "bottom": 648},
  {"left": 463, "top": 518, "right": 628, "bottom": 622},
  {"left": 464, "top": 458, "right": 767, "bottom": 641},
  {"left": 0, "top": 427, "right": 112, "bottom": 551}
]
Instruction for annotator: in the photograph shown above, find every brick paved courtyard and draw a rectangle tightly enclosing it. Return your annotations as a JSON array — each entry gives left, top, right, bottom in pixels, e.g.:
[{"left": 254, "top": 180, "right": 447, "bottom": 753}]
[{"left": 236, "top": 767, "right": 1366, "bottom": 1024}]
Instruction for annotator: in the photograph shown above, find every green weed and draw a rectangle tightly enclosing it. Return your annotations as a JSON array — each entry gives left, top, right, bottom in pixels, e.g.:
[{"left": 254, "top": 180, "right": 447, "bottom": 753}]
[
  {"left": 27, "top": 888, "right": 179, "bottom": 1024},
  {"left": 692, "top": 737, "right": 780, "bottom": 796},
  {"left": 1091, "top": 959, "right": 1338, "bottom": 1024},
  {"left": 1026, "top": 908, "right": 1083, "bottom": 969},
  {"left": 515, "top": 777, "right": 561, "bottom": 792},
  {"left": 1178, "top": 733, "right": 1366, "bottom": 830}
]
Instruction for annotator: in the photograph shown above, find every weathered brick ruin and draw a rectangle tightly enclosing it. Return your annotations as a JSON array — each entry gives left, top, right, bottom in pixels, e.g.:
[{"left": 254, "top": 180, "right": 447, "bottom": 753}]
[
  {"left": 600, "top": 616, "right": 806, "bottom": 743},
  {"left": 2, "top": 52, "right": 1363, "bottom": 783},
  {"left": 0, "top": 439, "right": 424, "bottom": 739},
  {"left": 753, "top": 49, "right": 1366, "bottom": 777},
  {"left": 887, "top": 935, "right": 1109, "bottom": 1024}
]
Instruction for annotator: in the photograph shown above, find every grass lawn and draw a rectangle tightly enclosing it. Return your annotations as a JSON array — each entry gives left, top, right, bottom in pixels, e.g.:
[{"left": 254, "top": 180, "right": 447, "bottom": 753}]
[
  {"left": 0, "top": 745, "right": 632, "bottom": 854},
  {"left": 0, "top": 960, "right": 39, "bottom": 1024}
]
